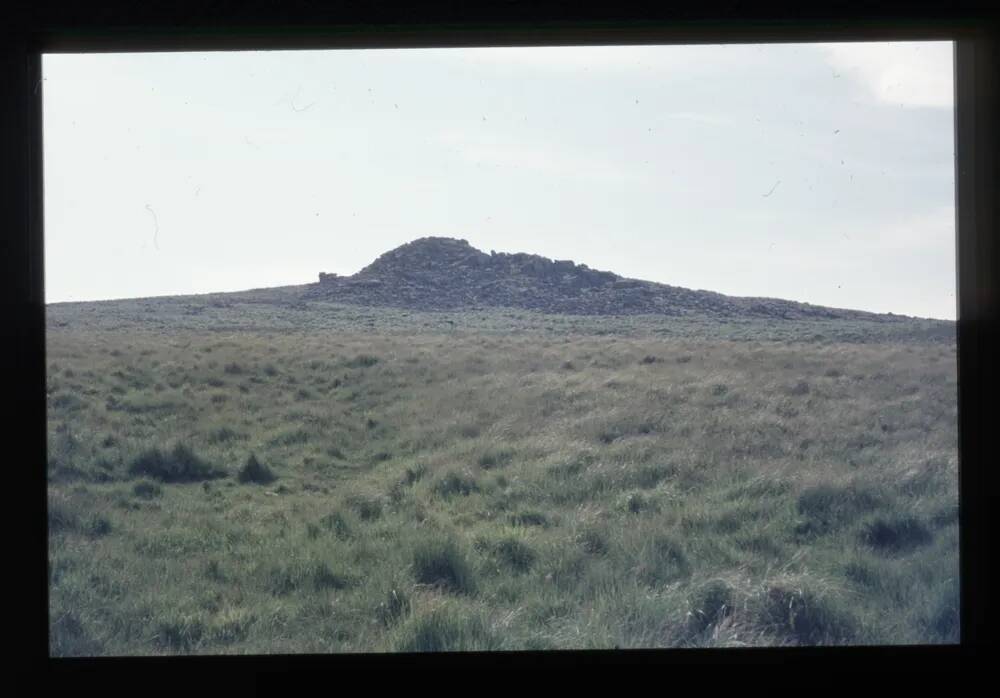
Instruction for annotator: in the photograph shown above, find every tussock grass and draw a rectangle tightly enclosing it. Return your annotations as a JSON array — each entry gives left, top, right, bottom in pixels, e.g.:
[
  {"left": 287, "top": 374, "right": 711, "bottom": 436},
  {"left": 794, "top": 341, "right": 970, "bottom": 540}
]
[
  {"left": 237, "top": 454, "right": 277, "bottom": 485},
  {"left": 46, "top": 301, "right": 958, "bottom": 654},
  {"left": 392, "top": 602, "right": 500, "bottom": 652},
  {"left": 128, "top": 445, "right": 226, "bottom": 483},
  {"left": 859, "top": 514, "right": 933, "bottom": 553},
  {"left": 432, "top": 471, "right": 479, "bottom": 498},
  {"left": 411, "top": 538, "right": 477, "bottom": 594}
]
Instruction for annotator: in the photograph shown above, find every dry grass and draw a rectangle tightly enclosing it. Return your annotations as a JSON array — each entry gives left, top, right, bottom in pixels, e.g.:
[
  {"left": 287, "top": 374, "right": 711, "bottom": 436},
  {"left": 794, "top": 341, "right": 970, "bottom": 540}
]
[{"left": 45, "top": 300, "right": 959, "bottom": 654}]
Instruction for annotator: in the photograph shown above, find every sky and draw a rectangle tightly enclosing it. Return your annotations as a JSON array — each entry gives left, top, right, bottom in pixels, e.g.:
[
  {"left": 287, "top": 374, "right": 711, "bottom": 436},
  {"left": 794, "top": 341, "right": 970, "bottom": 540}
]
[{"left": 42, "top": 42, "right": 956, "bottom": 319}]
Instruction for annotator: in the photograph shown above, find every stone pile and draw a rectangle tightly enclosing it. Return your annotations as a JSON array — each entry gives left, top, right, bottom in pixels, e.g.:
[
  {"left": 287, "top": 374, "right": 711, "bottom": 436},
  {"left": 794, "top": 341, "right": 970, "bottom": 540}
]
[{"left": 305, "top": 237, "right": 899, "bottom": 321}]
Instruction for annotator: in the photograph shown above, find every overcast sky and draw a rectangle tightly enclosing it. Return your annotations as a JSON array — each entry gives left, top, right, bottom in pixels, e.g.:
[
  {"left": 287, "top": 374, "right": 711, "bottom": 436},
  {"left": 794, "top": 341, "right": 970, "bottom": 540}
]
[{"left": 43, "top": 42, "right": 955, "bottom": 319}]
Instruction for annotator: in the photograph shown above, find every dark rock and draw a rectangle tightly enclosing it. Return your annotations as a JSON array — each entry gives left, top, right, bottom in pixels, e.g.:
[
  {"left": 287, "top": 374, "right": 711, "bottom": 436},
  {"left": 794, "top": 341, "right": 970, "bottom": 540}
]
[{"left": 305, "top": 237, "right": 898, "bottom": 320}]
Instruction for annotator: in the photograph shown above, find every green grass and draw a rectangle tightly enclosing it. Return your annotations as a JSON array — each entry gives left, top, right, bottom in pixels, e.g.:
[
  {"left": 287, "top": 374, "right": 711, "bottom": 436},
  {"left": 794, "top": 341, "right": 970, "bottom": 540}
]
[{"left": 45, "top": 298, "right": 959, "bottom": 654}]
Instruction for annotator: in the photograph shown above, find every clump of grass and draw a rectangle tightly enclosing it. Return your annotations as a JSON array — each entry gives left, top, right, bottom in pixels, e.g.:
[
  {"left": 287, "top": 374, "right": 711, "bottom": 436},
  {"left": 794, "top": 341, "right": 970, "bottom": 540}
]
[
  {"left": 757, "top": 586, "right": 858, "bottom": 646},
  {"left": 619, "top": 490, "right": 653, "bottom": 514},
  {"left": 348, "top": 354, "right": 379, "bottom": 368},
  {"left": 50, "top": 611, "right": 99, "bottom": 657},
  {"left": 629, "top": 463, "right": 675, "bottom": 490},
  {"left": 640, "top": 355, "right": 660, "bottom": 364},
  {"left": 376, "top": 588, "right": 412, "bottom": 627},
  {"left": 237, "top": 453, "right": 277, "bottom": 485},
  {"left": 50, "top": 392, "right": 83, "bottom": 410},
  {"left": 786, "top": 380, "right": 811, "bottom": 396},
  {"left": 268, "top": 429, "right": 309, "bottom": 447},
  {"left": 223, "top": 362, "right": 244, "bottom": 375},
  {"left": 48, "top": 497, "right": 80, "bottom": 533},
  {"left": 477, "top": 448, "right": 513, "bottom": 469},
  {"left": 393, "top": 604, "right": 500, "bottom": 652},
  {"left": 347, "top": 494, "right": 383, "bottom": 521},
  {"left": 687, "top": 579, "right": 734, "bottom": 633},
  {"left": 401, "top": 464, "right": 428, "bottom": 486},
  {"left": 128, "top": 444, "right": 226, "bottom": 483},
  {"left": 924, "top": 578, "right": 960, "bottom": 643},
  {"left": 207, "top": 427, "right": 243, "bottom": 444},
  {"left": 549, "top": 458, "right": 587, "bottom": 478},
  {"left": 411, "top": 538, "right": 477, "bottom": 594},
  {"left": 508, "top": 510, "right": 549, "bottom": 528},
  {"left": 577, "top": 527, "right": 610, "bottom": 556},
  {"left": 319, "top": 510, "right": 353, "bottom": 540},
  {"left": 795, "top": 483, "right": 882, "bottom": 538},
  {"left": 84, "top": 514, "right": 112, "bottom": 538},
  {"left": 267, "top": 559, "right": 350, "bottom": 595},
  {"left": 155, "top": 614, "right": 205, "bottom": 651},
  {"left": 432, "top": 471, "right": 479, "bottom": 498},
  {"left": 490, "top": 535, "right": 536, "bottom": 574},
  {"left": 859, "top": 514, "right": 933, "bottom": 553},
  {"left": 637, "top": 536, "right": 691, "bottom": 587},
  {"left": 597, "top": 418, "right": 657, "bottom": 444},
  {"left": 132, "top": 480, "right": 162, "bottom": 499},
  {"left": 205, "top": 559, "right": 226, "bottom": 582}
]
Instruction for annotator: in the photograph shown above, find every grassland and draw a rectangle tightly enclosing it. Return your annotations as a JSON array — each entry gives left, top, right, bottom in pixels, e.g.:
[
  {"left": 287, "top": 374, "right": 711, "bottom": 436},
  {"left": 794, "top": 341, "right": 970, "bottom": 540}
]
[{"left": 46, "top": 296, "right": 959, "bottom": 654}]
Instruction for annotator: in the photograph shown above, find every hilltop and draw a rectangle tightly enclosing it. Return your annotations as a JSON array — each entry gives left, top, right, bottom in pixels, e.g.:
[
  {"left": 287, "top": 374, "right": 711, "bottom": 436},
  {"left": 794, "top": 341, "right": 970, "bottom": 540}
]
[{"left": 306, "top": 237, "right": 903, "bottom": 321}]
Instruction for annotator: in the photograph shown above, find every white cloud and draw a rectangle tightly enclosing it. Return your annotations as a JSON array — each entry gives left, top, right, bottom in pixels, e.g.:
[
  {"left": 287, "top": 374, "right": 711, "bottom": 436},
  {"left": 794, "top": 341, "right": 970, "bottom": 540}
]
[{"left": 819, "top": 41, "right": 953, "bottom": 108}]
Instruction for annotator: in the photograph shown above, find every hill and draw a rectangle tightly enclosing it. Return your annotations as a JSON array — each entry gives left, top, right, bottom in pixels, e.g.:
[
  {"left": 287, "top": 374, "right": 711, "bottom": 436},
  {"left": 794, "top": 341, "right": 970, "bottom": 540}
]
[{"left": 306, "top": 237, "right": 908, "bottom": 321}]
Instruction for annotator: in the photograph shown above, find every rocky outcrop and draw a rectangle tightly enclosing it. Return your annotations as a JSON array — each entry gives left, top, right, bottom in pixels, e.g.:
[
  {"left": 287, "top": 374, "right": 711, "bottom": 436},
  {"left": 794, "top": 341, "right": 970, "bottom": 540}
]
[{"left": 305, "top": 237, "right": 903, "bottom": 321}]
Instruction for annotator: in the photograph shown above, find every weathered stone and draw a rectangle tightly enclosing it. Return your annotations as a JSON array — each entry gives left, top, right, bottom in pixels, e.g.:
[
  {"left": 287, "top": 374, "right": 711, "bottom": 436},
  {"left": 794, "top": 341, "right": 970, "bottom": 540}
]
[{"left": 303, "top": 236, "right": 898, "bottom": 321}]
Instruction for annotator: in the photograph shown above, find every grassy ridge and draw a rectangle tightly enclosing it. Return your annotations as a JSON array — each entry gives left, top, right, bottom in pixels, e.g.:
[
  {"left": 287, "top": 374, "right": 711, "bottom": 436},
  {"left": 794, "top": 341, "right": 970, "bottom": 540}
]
[{"left": 46, "top": 303, "right": 959, "bottom": 654}]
